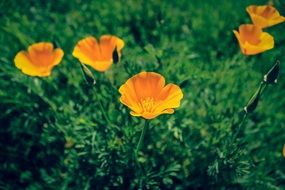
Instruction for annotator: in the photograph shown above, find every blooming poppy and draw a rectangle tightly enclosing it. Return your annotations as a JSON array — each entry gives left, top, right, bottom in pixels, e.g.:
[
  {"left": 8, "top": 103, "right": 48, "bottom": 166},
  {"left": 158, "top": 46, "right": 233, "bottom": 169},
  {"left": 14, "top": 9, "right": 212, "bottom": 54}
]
[
  {"left": 246, "top": 5, "right": 285, "bottom": 28},
  {"left": 233, "top": 24, "right": 274, "bottom": 55},
  {"left": 72, "top": 35, "right": 124, "bottom": 72},
  {"left": 119, "top": 71, "right": 183, "bottom": 120},
  {"left": 14, "top": 42, "right": 64, "bottom": 77}
]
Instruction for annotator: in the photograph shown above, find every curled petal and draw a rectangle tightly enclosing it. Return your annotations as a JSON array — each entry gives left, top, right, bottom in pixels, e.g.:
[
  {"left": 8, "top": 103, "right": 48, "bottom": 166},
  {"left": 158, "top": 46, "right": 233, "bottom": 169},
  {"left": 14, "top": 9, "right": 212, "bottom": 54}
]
[
  {"left": 100, "top": 35, "right": 125, "bottom": 59},
  {"left": 73, "top": 35, "right": 125, "bottom": 72},
  {"left": 72, "top": 37, "right": 103, "bottom": 71}
]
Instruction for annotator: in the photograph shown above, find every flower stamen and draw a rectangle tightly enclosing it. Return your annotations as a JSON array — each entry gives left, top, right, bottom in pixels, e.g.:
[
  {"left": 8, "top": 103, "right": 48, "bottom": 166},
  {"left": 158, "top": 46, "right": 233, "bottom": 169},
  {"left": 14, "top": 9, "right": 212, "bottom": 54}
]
[{"left": 140, "top": 97, "right": 155, "bottom": 113}]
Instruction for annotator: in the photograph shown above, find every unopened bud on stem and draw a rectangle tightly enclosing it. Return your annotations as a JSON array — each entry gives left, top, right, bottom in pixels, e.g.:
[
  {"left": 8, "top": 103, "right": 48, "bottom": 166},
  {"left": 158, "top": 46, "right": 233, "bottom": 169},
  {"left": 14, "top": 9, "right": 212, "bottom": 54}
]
[
  {"left": 112, "top": 47, "right": 119, "bottom": 64},
  {"left": 263, "top": 60, "right": 280, "bottom": 84},
  {"left": 244, "top": 84, "right": 263, "bottom": 113},
  {"left": 80, "top": 63, "right": 96, "bottom": 85}
]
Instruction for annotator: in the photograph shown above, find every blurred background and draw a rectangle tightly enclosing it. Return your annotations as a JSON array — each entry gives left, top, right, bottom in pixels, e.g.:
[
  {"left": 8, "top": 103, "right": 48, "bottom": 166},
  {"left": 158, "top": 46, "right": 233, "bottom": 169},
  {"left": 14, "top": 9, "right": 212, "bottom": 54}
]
[{"left": 0, "top": 0, "right": 284, "bottom": 189}]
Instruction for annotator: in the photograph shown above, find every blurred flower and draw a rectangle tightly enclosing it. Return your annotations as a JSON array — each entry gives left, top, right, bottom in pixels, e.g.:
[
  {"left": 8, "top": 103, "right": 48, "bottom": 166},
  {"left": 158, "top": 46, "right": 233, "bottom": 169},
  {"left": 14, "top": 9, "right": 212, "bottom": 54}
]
[
  {"left": 233, "top": 24, "right": 274, "bottom": 55},
  {"left": 246, "top": 5, "right": 285, "bottom": 28},
  {"left": 283, "top": 144, "right": 285, "bottom": 158},
  {"left": 72, "top": 35, "right": 124, "bottom": 72},
  {"left": 14, "top": 42, "right": 64, "bottom": 77},
  {"left": 119, "top": 71, "right": 183, "bottom": 119}
]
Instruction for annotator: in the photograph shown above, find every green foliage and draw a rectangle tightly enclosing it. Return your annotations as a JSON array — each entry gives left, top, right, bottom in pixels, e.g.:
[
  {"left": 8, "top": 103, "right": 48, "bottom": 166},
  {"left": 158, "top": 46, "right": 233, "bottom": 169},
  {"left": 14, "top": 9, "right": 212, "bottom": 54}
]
[{"left": 0, "top": 0, "right": 285, "bottom": 189}]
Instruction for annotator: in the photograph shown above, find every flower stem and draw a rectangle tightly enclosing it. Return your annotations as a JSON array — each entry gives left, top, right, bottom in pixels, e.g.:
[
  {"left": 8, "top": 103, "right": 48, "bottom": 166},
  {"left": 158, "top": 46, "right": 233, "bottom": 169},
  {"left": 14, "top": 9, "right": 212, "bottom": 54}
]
[
  {"left": 233, "top": 113, "right": 247, "bottom": 139},
  {"left": 135, "top": 120, "right": 149, "bottom": 156},
  {"left": 94, "top": 91, "right": 113, "bottom": 126},
  {"left": 134, "top": 120, "right": 149, "bottom": 181},
  {"left": 260, "top": 82, "right": 267, "bottom": 94},
  {"left": 78, "top": 62, "right": 115, "bottom": 128},
  {"left": 234, "top": 81, "right": 268, "bottom": 139}
]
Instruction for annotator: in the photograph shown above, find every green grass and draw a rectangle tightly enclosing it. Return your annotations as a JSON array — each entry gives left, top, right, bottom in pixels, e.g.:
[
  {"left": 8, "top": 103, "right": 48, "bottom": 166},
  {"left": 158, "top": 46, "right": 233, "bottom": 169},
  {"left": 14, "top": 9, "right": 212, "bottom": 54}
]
[{"left": 0, "top": 0, "right": 285, "bottom": 189}]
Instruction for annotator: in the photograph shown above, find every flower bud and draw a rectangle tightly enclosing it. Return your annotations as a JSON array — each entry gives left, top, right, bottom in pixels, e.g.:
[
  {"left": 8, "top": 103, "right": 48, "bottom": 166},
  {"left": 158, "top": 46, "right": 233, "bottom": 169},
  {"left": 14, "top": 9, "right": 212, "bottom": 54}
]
[
  {"left": 244, "top": 85, "right": 262, "bottom": 113},
  {"left": 263, "top": 60, "right": 280, "bottom": 84},
  {"left": 112, "top": 47, "right": 119, "bottom": 64},
  {"left": 80, "top": 63, "right": 96, "bottom": 85}
]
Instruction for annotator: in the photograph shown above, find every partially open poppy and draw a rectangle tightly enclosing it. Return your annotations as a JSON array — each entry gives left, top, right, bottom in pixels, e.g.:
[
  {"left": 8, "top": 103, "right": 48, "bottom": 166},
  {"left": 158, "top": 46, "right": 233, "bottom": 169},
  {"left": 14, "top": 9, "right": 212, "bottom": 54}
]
[
  {"left": 246, "top": 5, "right": 285, "bottom": 28},
  {"left": 14, "top": 42, "right": 64, "bottom": 77},
  {"left": 233, "top": 24, "right": 274, "bottom": 55},
  {"left": 119, "top": 71, "right": 183, "bottom": 120},
  {"left": 72, "top": 35, "right": 124, "bottom": 72}
]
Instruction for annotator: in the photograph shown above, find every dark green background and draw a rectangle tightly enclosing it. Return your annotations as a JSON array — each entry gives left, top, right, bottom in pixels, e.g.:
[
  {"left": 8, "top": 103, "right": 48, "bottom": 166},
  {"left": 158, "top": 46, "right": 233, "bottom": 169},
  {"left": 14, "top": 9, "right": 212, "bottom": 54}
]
[{"left": 0, "top": 0, "right": 285, "bottom": 189}]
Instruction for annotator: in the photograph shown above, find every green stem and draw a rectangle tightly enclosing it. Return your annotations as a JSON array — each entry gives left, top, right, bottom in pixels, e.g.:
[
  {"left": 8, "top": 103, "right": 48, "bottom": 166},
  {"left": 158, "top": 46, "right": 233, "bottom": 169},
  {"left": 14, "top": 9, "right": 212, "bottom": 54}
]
[
  {"left": 94, "top": 91, "right": 113, "bottom": 126},
  {"left": 134, "top": 121, "right": 149, "bottom": 183},
  {"left": 260, "top": 82, "right": 267, "bottom": 94},
  {"left": 78, "top": 62, "right": 116, "bottom": 128},
  {"left": 135, "top": 120, "right": 149, "bottom": 156},
  {"left": 234, "top": 113, "right": 247, "bottom": 139},
  {"left": 234, "top": 81, "right": 268, "bottom": 139},
  {"left": 93, "top": 88, "right": 121, "bottom": 131},
  {"left": 238, "top": 113, "right": 247, "bottom": 128}
]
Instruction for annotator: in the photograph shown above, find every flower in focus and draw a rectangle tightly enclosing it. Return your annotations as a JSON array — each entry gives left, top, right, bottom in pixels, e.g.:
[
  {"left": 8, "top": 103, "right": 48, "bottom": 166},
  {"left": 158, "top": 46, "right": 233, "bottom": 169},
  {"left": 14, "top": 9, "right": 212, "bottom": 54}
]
[
  {"left": 119, "top": 71, "right": 183, "bottom": 120},
  {"left": 72, "top": 35, "right": 124, "bottom": 72},
  {"left": 246, "top": 5, "right": 285, "bottom": 28},
  {"left": 233, "top": 24, "right": 274, "bottom": 55},
  {"left": 14, "top": 42, "right": 64, "bottom": 77}
]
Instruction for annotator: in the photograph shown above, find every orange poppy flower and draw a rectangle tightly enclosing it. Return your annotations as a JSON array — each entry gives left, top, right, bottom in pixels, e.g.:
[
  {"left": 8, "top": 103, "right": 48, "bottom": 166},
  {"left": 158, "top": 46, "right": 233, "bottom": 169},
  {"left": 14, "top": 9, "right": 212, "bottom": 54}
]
[
  {"left": 283, "top": 144, "right": 285, "bottom": 158},
  {"left": 14, "top": 42, "right": 64, "bottom": 77},
  {"left": 246, "top": 5, "right": 285, "bottom": 28},
  {"left": 72, "top": 35, "right": 124, "bottom": 72},
  {"left": 119, "top": 71, "right": 183, "bottom": 120},
  {"left": 233, "top": 24, "right": 274, "bottom": 55}
]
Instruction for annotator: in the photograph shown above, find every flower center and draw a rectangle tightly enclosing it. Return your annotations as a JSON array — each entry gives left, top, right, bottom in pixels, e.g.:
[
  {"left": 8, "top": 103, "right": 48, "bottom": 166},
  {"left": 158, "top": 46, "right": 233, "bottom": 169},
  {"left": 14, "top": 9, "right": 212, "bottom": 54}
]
[{"left": 141, "top": 97, "right": 155, "bottom": 113}]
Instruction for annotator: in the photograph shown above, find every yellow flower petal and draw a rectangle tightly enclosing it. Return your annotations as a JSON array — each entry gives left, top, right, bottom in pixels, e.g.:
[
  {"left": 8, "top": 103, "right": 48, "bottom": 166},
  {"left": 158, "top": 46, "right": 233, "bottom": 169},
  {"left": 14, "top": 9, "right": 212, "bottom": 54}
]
[
  {"left": 100, "top": 35, "right": 125, "bottom": 59},
  {"left": 258, "top": 32, "right": 274, "bottom": 50},
  {"left": 14, "top": 42, "right": 64, "bottom": 77},
  {"left": 28, "top": 42, "right": 53, "bottom": 53},
  {"left": 241, "top": 32, "right": 274, "bottom": 55},
  {"left": 14, "top": 51, "right": 42, "bottom": 76},
  {"left": 153, "top": 84, "right": 183, "bottom": 113},
  {"left": 127, "top": 71, "right": 165, "bottom": 99},
  {"left": 72, "top": 37, "right": 102, "bottom": 70},
  {"left": 233, "top": 24, "right": 274, "bottom": 55},
  {"left": 119, "top": 71, "right": 183, "bottom": 120},
  {"left": 247, "top": 5, "right": 285, "bottom": 28},
  {"left": 130, "top": 111, "right": 142, "bottom": 117},
  {"left": 52, "top": 49, "right": 64, "bottom": 66},
  {"left": 73, "top": 35, "right": 125, "bottom": 72},
  {"left": 238, "top": 24, "right": 261, "bottom": 45}
]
